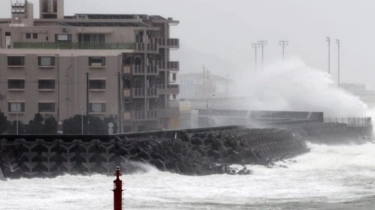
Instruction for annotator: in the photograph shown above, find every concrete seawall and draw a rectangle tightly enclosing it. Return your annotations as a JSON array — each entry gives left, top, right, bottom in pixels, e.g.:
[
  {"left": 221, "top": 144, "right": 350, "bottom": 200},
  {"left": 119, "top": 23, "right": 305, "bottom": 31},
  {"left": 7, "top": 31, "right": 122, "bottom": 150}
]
[{"left": 0, "top": 123, "right": 372, "bottom": 179}]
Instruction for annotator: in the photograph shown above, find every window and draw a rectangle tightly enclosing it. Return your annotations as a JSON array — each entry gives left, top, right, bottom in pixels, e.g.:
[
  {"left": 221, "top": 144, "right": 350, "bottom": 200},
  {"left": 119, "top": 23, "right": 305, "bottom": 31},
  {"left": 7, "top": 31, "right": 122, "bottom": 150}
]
[
  {"left": 172, "top": 73, "right": 177, "bottom": 81},
  {"left": 26, "top": 33, "right": 31, "bottom": 39},
  {"left": 38, "top": 56, "right": 55, "bottom": 67},
  {"left": 56, "top": 34, "right": 72, "bottom": 42},
  {"left": 89, "top": 103, "right": 106, "bottom": 113},
  {"left": 8, "top": 102, "right": 25, "bottom": 113},
  {"left": 8, "top": 56, "right": 25, "bottom": 66},
  {"left": 38, "top": 103, "right": 56, "bottom": 113},
  {"left": 33, "top": 33, "right": 38, "bottom": 39},
  {"left": 38, "top": 80, "right": 55, "bottom": 90},
  {"left": 8, "top": 79, "right": 25, "bottom": 89},
  {"left": 89, "top": 80, "right": 106, "bottom": 90},
  {"left": 89, "top": 57, "right": 106, "bottom": 67}
]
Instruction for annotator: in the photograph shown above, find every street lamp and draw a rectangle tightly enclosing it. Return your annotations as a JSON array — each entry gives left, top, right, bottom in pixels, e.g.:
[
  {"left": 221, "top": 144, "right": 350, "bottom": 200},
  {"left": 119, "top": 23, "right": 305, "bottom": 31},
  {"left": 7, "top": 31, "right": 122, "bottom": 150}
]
[{"left": 7, "top": 97, "right": 19, "bottom": 135}]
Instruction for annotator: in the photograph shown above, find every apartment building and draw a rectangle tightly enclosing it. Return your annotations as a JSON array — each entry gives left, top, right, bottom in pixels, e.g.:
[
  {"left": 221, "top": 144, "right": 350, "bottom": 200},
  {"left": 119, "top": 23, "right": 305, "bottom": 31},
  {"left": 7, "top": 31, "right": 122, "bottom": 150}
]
[{"left": 0, "top": 0, "right": 180, "bottom": 132}]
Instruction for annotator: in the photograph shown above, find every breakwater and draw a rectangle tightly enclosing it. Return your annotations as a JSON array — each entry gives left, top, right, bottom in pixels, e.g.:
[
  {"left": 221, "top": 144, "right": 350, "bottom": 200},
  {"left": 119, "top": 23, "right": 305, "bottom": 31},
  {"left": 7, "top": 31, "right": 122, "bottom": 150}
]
[{"left": 0, "top": 121, "right": 372, "bottom": 179}]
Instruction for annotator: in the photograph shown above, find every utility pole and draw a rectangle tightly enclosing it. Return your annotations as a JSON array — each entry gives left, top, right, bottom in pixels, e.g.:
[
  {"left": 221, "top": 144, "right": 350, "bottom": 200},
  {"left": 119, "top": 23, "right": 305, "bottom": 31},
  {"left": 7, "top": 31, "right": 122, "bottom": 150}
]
[
  {"left": 86, "top": 72, "right": 90, "bottom": 135},
  {"left": 252, "top": 43, "right": 259, "bottom": 70},
  {"left": 337, "top": 39, "right": 340, "bottom": 87},
  {"left": 279, "top": 40, "right": 288, "bottom": 61},
  {"left": 258, "top": 40, "right": 267, "bottom": 70},
  {"left": 326, "top": 37, "right": 331, "bottom": 74}
]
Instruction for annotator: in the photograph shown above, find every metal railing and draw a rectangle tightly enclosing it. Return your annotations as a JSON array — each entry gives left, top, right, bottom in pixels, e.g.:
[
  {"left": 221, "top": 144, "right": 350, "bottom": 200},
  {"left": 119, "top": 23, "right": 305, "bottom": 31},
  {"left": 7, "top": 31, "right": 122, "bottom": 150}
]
[
  {"left": 132, "top": 65, "right": 144, "bottom": 74},
  {"left": 127, "top": 65, "right": 158, "bottom": 75},
  {"left": 13, "top": 42, "right": 134, "bottom": 50},
  {"left": 134, "top": 43, "right": 158, "bottom": 52},
  {"left": 132, "top": 88, "right": 158, "bottom": 97},
  {"left": 133, "top": 111, "right": 158, "bottom": 121},
  {"left": 324, "top": 117, "right": 372, "bottom": 127},
  {"left": 158, "top": 61, "right": 179, "bottom": 70},
  {"left": 155, "top": 84, "right": 179, "bottom": 89},
  {"left": 152, "top": 38, "right": 179, "bottom": 48},
  {"left": 147, "top": 65, "right": 158, "bottom": 74}
]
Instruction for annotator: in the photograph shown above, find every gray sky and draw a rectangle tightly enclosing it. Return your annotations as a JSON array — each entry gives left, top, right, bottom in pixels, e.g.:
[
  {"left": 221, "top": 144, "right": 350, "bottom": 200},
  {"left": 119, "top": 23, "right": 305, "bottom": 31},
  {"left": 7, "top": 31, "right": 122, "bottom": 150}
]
[{"left": 2, "top": 0, "right": 375, "bottom": 88}]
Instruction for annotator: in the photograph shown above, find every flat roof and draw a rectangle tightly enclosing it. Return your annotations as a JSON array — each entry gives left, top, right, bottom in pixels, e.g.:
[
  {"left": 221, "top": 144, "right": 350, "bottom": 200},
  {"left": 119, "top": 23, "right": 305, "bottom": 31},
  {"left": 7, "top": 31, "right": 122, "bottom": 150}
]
[{"left": 68, "top": 14, "right": 167, "bottom": 20}]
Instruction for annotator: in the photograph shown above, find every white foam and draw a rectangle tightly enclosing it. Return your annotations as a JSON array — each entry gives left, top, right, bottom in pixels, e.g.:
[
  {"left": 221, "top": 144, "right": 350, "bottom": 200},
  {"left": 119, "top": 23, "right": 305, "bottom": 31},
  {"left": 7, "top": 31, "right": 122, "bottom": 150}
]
[{"left": 1, "top": 143, "right": 375, "bottom": 209}]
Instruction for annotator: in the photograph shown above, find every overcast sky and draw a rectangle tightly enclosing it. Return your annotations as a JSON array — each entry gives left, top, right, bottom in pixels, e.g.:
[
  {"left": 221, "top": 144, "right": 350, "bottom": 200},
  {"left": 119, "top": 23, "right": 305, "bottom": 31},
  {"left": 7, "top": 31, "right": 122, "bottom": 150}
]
[{"left": 1, "top": 0, "right": 375, "bottom": 88}]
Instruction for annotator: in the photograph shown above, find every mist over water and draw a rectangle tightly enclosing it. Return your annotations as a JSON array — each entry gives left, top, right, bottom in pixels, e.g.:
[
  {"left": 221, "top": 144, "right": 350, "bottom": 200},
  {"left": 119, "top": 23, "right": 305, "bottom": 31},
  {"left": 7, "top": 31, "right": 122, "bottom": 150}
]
[
  {"left": 1, "top": 143, "right": 375, "bottom": 210},
  {"left": 231, "top": 59, "right": 369, "bottom": 118}
]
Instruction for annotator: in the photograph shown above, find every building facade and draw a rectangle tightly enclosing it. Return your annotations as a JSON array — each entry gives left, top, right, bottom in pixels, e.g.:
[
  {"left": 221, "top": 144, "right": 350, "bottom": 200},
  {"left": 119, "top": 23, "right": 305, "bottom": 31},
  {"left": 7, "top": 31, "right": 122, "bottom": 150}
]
[{"left": 0, "top": 0, "right": 180, "bottom": 132}]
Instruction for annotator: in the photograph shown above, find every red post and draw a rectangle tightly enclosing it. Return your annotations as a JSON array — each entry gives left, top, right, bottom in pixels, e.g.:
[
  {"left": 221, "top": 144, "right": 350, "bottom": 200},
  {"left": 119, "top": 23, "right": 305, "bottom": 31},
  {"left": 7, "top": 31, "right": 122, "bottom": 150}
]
[{"left": 113, "top": 166, "right": 123, "bottom": 210}]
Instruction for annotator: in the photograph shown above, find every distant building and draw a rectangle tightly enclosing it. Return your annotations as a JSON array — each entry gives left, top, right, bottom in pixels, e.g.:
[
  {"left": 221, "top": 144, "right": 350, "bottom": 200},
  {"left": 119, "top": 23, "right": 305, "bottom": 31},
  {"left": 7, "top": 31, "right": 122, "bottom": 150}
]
[
  {"left": 0, "top": 0, "right": 180, "bottom": 132},
  {"left": 178, "top": 70, "right": 233, "bottom": 99}
]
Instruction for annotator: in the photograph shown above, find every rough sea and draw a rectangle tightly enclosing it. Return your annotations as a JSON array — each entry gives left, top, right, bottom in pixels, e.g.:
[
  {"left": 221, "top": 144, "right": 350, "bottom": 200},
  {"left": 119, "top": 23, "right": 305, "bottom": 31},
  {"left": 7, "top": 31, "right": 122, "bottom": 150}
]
[{"left": 1, "top": 142, "right": 375, "bottom": 210}]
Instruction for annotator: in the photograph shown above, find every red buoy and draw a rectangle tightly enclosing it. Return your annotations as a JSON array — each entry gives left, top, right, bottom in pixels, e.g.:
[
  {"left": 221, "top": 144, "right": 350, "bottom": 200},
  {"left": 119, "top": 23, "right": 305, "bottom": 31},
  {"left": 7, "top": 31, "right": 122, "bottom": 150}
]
[{"left": 113, "top": 166, "right": 123, "bottom": 210}]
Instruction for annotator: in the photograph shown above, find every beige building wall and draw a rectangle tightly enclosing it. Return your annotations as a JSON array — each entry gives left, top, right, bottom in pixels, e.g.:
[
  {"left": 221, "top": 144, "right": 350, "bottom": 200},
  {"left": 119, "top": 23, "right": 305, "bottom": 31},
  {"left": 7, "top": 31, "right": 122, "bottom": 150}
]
[{"left": 0, "top": 49, "right": 132, "bottom": 123}]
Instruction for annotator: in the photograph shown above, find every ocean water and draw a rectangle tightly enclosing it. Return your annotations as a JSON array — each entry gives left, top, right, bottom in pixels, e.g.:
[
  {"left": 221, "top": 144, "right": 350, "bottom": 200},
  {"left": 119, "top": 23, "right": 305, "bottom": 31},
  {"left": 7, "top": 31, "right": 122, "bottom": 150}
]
[{"left": 1, "top": 142, "right": 375, "bottom": 210}]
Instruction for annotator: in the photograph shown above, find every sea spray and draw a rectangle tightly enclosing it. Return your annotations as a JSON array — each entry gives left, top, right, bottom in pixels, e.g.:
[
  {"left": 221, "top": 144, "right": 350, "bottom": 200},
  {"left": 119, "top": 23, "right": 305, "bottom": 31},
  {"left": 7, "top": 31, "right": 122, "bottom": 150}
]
[{"left": 230, "top": 58, "right": 368, "bottom": 118}]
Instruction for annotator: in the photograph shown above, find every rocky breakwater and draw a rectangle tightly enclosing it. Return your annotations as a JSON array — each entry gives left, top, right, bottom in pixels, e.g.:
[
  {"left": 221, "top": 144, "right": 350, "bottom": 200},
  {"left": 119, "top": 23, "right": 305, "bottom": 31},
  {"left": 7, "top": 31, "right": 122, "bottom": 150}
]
[{"left": 0, "top": 126, "right": 311, "bottom": 179}]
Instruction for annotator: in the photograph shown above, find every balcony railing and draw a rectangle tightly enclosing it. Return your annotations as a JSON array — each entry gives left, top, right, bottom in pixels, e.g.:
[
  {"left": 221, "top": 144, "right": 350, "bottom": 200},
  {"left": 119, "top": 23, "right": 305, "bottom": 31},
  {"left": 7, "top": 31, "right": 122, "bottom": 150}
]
[
  {"left": 123, "top": 65, "right": 158, "bottom": 75},
  {"left": 158, "top": 61, "right": 179, "bottom": 71},
  {"left": 132, "top": 88, "right": 158, "bottom": 98},
  {"left": 155, "top": 84, "right": 179, "bottom": 95},
  {"left": 147, "top": 66, "right": 158, "bottom": 74},
  {"left": 133, "top": 111, "right": 158, "bottom": 121},
  {"left": 132, "top": 65, "right": 145, "bottom": 75},
  {"left": 13, "top": 42, "right": 134, "bottom": 50},
  {"left": 155, "top": 84, "right": 179, "bottom": 89},
  {"left": 134, "top": 43, "right": 158, "bottom": 53},
  {"left": 152, "top": 38, "right": 179, "bottom": 48}
]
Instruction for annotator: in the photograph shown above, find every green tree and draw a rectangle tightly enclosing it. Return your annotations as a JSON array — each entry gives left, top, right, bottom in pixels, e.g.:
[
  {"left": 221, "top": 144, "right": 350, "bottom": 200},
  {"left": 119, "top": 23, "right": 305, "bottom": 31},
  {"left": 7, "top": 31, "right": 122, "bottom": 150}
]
[
  {"left": 44, "top": 117, "right": 58, "bottom": 134},
  {"left": 63, "top": 115, "right": 107, "bottom": 135},
  {"left": 7, "top": 120, "right": 27, "bottom": 134},
  {"left": 0, "top": 111, "right": 8, "bottom": 134},
  {"left": 27, "top": 113, "right": 44, "bottom": 134}
]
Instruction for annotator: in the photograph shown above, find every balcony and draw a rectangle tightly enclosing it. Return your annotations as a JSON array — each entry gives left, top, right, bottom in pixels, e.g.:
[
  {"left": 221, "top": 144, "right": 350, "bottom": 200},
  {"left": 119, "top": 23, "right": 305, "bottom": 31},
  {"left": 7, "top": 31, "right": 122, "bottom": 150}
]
[
  {"left": 13, "top": 42, "right": 134, "bottom": 50},
  {"left": 134, "top": 43, "right": 158, "bottom": 53},
  {"left": 156, "top": 84, "right": 179, "bottom": 95},
  {"left": 127, "top": 88, "right": 158, "bottom": 98},
  {"left": 130, "top": 65, "right": 145, "bottom": 75},
  {"left": 146, "top": 66, "right": 158, "bottom": 75},
  {"left": 158, "top": 61, "right": 179, "bottom": 71},
  {"left": 152, "top": 38, "right": 179, "bottom": 48},
  {"left": 123, "top": 111, "right": 158, "bottom": 121},
  {"left": 123, "top": 65, "right": 158, "bottom": 75}
]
